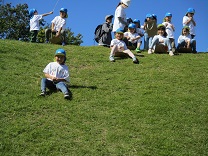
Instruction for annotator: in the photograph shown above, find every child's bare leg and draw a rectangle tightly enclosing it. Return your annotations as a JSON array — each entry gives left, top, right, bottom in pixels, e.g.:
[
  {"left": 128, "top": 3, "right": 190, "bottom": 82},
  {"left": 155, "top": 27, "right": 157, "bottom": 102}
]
[
  {"left": 123, "top": 49, "right": 136, "bottom": 58},
  {"left": 110, "top": 45, "right": 118, "bottom": 56}
]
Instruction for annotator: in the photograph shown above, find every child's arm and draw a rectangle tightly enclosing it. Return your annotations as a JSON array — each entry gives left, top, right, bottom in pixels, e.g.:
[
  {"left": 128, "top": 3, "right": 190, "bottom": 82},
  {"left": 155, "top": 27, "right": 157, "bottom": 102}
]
[
  {"left": 56, "top": 27, "right": 62, "bottom": 37},
  {"left": 42, "top": 11, "right": 53, "bottom": 17},
  {"left": 45, "top": 73, "right": 67, "bottom": 82},
  {"left": 45, "top": 73, "right": 57, "bottom": 81}
]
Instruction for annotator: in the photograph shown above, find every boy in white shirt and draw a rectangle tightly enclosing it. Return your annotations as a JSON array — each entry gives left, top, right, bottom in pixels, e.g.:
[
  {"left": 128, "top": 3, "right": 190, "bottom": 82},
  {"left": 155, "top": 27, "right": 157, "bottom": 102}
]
[
  {"left": 45, "top": 8, "right": 68, "bottom": 46},
  {"left": 40, "top": 49, "right": 71, "bottom": 99},
  {"left": 29, "top": 8, "right": 53, "bottom": 42}
]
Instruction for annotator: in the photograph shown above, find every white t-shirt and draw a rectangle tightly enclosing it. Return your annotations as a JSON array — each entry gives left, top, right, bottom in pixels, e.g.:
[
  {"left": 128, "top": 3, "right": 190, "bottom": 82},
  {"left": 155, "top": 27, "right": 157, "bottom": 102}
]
[
  {"left": 162, "top": 22, "right": 174, "bottom": 39},
  {"left": 113, "top": 5, "right": 127, "bottom": 32},
  {"left": 43, "top": 62, "right": 69, "bottom": 82},
  {"left": 30, "top": 15, "right": 42, "bottom": 31},
  {"left": 177, "top": 34, "right": 191, "bottom": 44},
  {"left": 183, "top": 16, "right": 195, "bottom": 35},
  {"left": 124, "top": 32, "right": 141, "bottom": 43},
  {"left": 51, "top": 16, "right": 66, "bottom": 31},
  {"left": 154, "top": 35, "right": 167, "bottom": 46},
  {"left": 110, "top": 38, "right": 128, "bottom": 50}
]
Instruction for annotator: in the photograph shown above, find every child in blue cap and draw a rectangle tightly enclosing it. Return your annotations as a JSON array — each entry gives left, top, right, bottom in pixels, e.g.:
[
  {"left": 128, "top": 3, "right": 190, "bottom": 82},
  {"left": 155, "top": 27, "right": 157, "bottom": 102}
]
[
  {"left": 39, "top": 49, "right": 71, "bottom": 99},
  {"left": 29, "top": 8, "right": 53, "bottom": 42},
  {"left": 45, "top": 8, "right": 68, "bottom": 46},
  {"left": 109, "top": 28, "right": 139, "bottom": 64},
  {"left": 183, "top": 8, "right": 196, "bottom": 39}
]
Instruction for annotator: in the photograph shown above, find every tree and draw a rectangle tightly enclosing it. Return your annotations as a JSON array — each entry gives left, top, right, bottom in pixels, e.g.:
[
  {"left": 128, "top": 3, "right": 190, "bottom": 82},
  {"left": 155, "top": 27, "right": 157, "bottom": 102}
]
[
  {"left": 0, "top": 3, "right": 30, "bottom": 41},
  {"left": 37, "top": 26, "right": 83, "bottom": 46},
  {"left": 0, "top": 3, "right": 83, "bottom": 45}
]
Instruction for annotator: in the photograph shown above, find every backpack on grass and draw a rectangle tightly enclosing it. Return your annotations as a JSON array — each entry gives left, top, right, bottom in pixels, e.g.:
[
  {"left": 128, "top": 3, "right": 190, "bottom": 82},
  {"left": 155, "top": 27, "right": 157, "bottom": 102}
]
[{"left": 94, "top": 24, "right": 104, "bottom": 43}]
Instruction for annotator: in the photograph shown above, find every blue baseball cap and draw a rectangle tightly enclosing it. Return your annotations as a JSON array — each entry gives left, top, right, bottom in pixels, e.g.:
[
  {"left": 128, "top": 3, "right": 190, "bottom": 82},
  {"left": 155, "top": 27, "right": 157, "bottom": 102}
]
[
  {"left": 165, "top": 12, "right": 172, "bottom": 17},
  {"left": 60, "top": 8, "right": 68, "bottom": 18},
  {"left": 146, "top": 14, "right": 153, "bottom": 18},
  {"left": 55, "top": 49, "right": 66, "bottom": 56},
  {"left": 128, "top": 23, "right": 136, "bottom": 29},
  {"left": 116, "top": 28, "right": 124, "bottom": 34},
  {"left": 29, "top": 8, "right": 37, "bottom": 18},
  {"left": 133, "top": 19, "right": 140, "bottom": 24}
]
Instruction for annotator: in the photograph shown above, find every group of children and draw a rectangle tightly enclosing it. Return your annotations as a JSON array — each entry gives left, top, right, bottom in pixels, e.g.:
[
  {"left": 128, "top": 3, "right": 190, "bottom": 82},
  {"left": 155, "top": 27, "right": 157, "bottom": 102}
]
[
  {"left": 29, "top": 7, "right": 67, "bottom": 46},
  {"left": 102, "top": 0, "right": 197, "bottom": 63},
  {"left": 29, "top": 8, "right": 71, "bottom": 99},
  {"left": 31, "top": 0, "right": 197, "bottom": 99}
]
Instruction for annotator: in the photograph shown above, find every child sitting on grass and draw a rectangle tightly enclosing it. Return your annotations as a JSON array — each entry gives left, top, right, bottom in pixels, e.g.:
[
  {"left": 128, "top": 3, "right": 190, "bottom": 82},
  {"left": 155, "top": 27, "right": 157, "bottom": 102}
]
[
  {"left": 123, "top": 23, "right": 141, "bottom": 52},
  {"left": 109, "top": 28, "right": 139, "bottom": 64},
  {"left": 148, "top": 24, "right": 174, "bottom": 56},
  {"left": 39, "top": 49, "right": 71, "bottom": 99},
  {"left": 177, "top": 26, "right": 197, "bottom": 53}
]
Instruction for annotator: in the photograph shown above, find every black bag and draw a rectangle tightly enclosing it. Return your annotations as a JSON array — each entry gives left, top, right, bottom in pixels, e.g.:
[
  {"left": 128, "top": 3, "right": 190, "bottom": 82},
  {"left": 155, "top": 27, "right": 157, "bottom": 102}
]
[{"left": 94, "top": 24, "right": 104, "bottom": 43}]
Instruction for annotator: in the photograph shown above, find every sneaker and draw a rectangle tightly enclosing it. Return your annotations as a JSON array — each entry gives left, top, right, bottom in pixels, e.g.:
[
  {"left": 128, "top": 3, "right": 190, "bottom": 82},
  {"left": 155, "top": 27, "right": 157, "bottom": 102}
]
[
  {"left": 39, "top": 91, "right": 46, "bottom": 97},
  {"left": 169, "top": 51, "right": 174, "bottom": 56},
  {"left": 64, "top": 93, "right": 70, "bottom": 99},
  {"left": 62, "top": 42, "right": 66, "bottom": 46},
  {"left": 133, "top": 57, "right": 139, "bottom": 64},
  {"left": 135, "top": 48, "right": 141, "bottom": 53},
  {"left": 109, "top": 55, "right": 115, "bottom": 62},
  {"left": 148, "top": 49, "right": 153, "bottom": 54}
]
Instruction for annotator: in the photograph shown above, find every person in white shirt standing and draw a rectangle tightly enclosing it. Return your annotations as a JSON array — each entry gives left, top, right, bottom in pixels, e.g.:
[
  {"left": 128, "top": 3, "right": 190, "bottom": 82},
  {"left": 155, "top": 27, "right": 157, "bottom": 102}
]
[
  {"left": 29, "top": 8, "right": 53, "bottom": 42},
  {"left": 183, "top": 8, "right": 196, "bottom": 39},
  {"left": 45, "top": 8, "right": 68, "bottom": 46},
  {"left": 112, "top": 0, "right": 131, "bottom": 34},
  {"left": 162, "top": 12, "right": 176, "bottom": 53}
]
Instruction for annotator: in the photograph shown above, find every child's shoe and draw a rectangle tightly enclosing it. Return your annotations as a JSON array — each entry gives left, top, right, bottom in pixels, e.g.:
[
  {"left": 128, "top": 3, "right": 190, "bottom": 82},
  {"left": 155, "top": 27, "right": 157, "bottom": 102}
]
[
  {"left": 169, "top": 51, "right": 174, "bottom": 56},
  {"left": 64, "top": 93, "right": 70, "bottom": 100},
  {"left": 148, "top": 49, "right": 153, "bottom": 54},
  {"left": 133, "top": 57, "right": 139, "bottom": 64},
  {"left": 62, "top": 42, "right": 66, "bottom": 46},
  {"left": 109, "top": 55, "right": 115, "bottom": 62},
  {"left": 39, "top": 91, "right": 46, "bottom": 97},
  {"left": 135, "top": 48, "right": 141, "bottom": 53}
]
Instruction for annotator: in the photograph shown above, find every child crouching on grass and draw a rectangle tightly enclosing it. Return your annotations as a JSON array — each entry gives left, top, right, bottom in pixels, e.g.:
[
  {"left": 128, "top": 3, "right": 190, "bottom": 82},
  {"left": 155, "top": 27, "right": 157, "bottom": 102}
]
[
  {"left": 109, "top": 28, "right": 139, "bottom": 64},
  {"left": 39, "top": 49, "right": 71, "bottom": 99}
]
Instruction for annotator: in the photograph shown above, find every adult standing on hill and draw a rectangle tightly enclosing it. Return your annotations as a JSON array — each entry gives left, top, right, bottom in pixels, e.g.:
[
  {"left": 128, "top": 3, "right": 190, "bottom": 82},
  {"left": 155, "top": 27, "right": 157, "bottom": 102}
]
[
  {"left": 112, "top": 0, "right": 131, "bottom": 34},
  {"left": 98, "top": 15, "right": 114, "bottom": 47}
]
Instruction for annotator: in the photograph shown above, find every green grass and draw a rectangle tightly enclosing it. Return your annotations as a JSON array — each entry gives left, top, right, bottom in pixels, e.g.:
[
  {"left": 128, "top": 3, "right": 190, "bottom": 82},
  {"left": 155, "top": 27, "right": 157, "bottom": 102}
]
[{"left": 0, "top": 39, "right": 208, "bottom": 155}]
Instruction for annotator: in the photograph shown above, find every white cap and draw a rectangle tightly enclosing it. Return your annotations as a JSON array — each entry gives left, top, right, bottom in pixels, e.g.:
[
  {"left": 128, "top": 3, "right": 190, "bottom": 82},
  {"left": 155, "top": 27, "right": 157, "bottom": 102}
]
[{"left": 121, "top": 0, "right": 131, "bottom": 6}]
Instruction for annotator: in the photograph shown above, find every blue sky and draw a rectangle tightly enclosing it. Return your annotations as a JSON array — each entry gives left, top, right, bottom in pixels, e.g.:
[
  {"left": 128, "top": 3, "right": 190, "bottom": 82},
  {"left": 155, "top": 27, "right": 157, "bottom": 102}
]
[{"left": 6, "top": 0, "right": 208, "bottom": 52}]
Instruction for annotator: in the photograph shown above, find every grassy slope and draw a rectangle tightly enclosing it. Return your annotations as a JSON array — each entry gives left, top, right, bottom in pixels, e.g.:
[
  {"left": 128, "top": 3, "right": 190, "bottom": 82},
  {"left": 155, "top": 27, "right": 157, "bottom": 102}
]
[{"left": 0, "top": 40, "right": 208, "bottom": 155}]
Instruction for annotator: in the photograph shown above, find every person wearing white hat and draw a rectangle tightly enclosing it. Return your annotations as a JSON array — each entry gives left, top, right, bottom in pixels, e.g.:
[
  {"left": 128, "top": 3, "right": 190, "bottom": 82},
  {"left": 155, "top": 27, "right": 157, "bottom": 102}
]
[{"left": 112, "top": 0, "right": 131, "bottom": 33}]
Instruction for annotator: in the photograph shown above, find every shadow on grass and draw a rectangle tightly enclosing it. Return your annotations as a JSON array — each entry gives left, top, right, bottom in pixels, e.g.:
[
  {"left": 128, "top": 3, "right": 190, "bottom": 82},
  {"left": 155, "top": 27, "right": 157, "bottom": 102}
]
[{"left": 69, "top": 85, "right": 97, "bottom": 90}]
